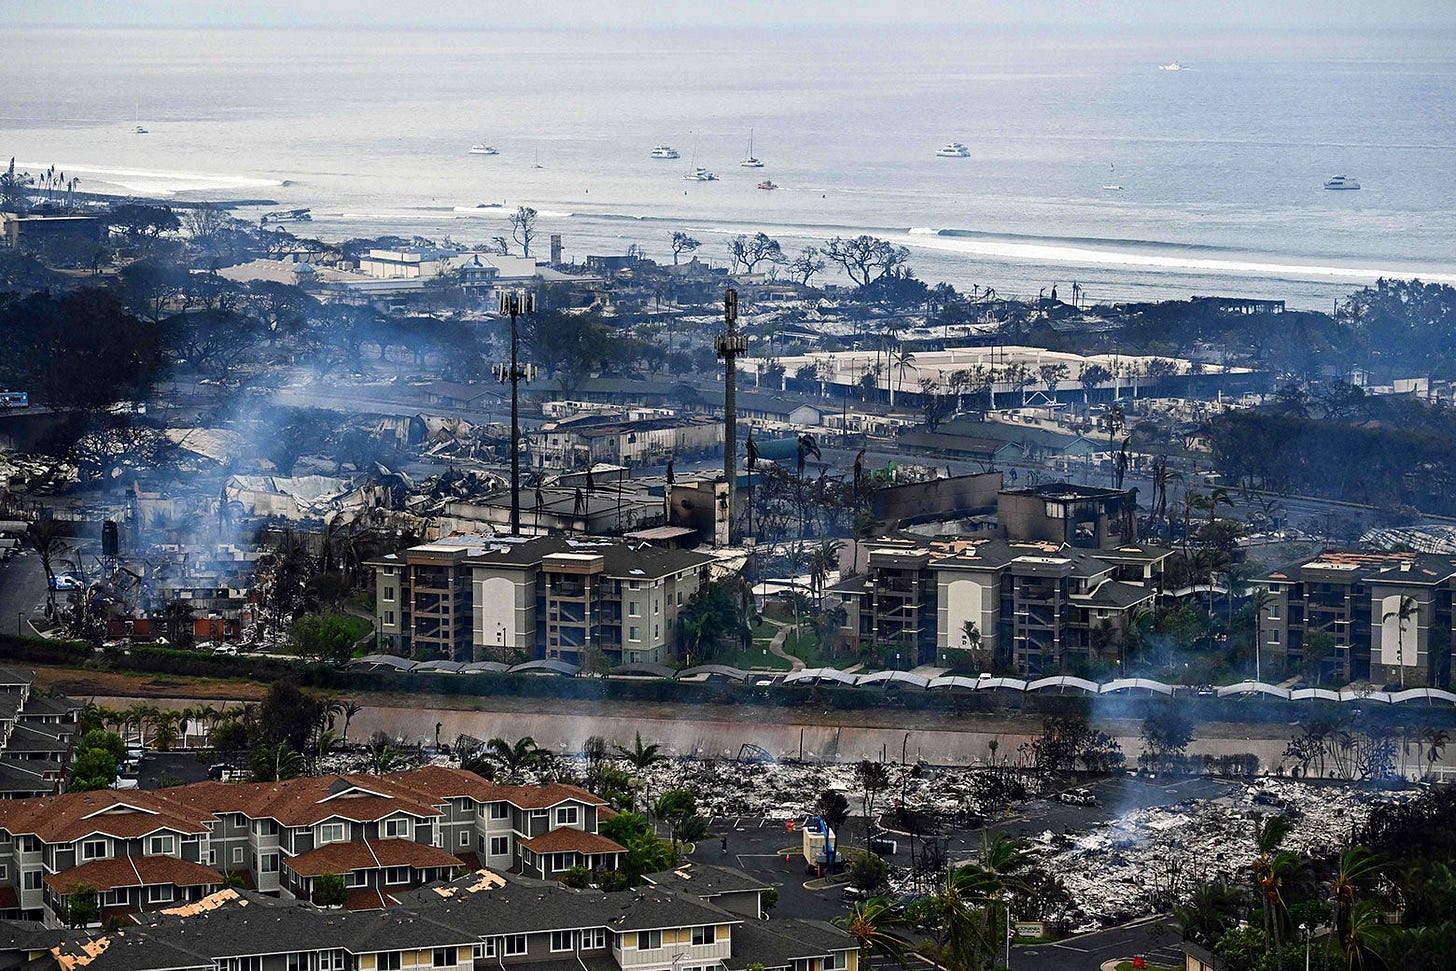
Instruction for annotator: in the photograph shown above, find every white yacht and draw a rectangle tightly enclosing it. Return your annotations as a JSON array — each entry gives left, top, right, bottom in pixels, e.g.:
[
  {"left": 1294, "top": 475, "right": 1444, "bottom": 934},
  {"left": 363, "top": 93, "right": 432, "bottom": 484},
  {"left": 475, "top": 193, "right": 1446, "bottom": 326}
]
[
  {"left": 683, "top": 166, "right": 718, "bottom": 182},
  {"left": 468, "top": 144, "right": 499, "bottom": 155},
  {"left": 937, "top": 142, "right": 971, "bottom": 158},
  {"left": 132, "top": 125, "right": 149, "bottom": 135},
  {"left": 740, "top": 129, "right": 764, "bottom": 167},
  {"left": 1159, "top": 62, "right": 1184, "bottom": 71},
  {"left": 650, "top": 145, "right": 681, "bottom": 160},
  {"left": 1324, "top": 175, "right": 1361, "bottom": 190}
]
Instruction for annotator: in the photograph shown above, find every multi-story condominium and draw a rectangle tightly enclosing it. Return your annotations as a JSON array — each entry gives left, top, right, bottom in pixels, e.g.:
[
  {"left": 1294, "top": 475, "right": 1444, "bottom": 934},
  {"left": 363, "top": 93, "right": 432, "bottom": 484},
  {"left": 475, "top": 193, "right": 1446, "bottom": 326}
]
[
  {"left": 37, "top": 868, "right": 855, "bottom": 971},
  {"left": 830, "top": 536, "right": 1167, "bottom": 675},
  {"left": 0, "top": 766, "right": 620, "bottom": 927},
  {"left": 370, "top": 537, "right": 714, "bottom": 665},
  {"left": 1259, "top": 551, "right": 1456, "bottom": 686},
  {"left": 0, "top": 668, "right": 79, "bottom": 800},
  {"left": 531, "top": 414, "right": 724, "bottom": 471}
]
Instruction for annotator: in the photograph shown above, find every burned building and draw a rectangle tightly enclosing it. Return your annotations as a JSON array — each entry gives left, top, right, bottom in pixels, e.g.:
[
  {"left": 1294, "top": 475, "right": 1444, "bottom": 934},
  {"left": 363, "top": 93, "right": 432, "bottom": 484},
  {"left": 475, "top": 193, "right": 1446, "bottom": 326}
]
[{"left": 997, "top": 483, "right": 1137, "bottom": 550}]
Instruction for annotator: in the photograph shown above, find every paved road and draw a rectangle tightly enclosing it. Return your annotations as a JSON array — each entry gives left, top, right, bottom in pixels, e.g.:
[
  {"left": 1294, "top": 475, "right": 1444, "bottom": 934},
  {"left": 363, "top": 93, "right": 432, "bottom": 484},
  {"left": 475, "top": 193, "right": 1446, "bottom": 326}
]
[
  {"left": 1008, "top": 915, "right": 1186, "bottom": 971},
  {"left": 0, "top": 549, "right": 52, "bottom": 636}
]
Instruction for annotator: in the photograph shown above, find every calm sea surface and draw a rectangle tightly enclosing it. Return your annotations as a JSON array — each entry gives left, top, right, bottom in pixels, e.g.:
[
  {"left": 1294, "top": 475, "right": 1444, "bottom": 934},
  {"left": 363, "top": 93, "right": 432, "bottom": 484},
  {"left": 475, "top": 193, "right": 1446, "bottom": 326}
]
[{"left": 4, "top": 24, "right": 1455, "bottom": 307}]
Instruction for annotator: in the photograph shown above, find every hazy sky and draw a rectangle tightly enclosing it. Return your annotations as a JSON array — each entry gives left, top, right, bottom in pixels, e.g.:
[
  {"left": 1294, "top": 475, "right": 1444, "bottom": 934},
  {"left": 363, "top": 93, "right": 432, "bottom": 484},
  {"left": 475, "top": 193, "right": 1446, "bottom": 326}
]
[{"left": 12, "top": 0, "right": 1456, "bottom": 29}]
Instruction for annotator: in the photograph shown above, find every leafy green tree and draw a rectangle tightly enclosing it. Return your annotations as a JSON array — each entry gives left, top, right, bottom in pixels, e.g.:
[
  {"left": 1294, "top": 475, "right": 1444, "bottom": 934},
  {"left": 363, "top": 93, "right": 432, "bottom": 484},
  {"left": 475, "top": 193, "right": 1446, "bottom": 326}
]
[
  {"left": 653, "top": 789, "right": 708, "bottom": 861},
  {"left": 258, "top": 681, "right": 323, "bottom": 752},
  {"left": 290, "top": 613, "right": 369, "bottom": 665},
  {"left": 561, "top": 866, "right": 593, "bottom": 889},
  {"left": 69, "top": 748, "right": 119, "bottom": 792},
  {"left": 599, "top": 811, "right": 672, "bottom": 886},
  {"left": 63, "top": 883, "right": 100, "bottom": 928},
  {"left": 485, "top": 736, "right": 549, "bottom": 783},
  {"left": 314, "top": 872, "right": 347, "bottom": 907},
  {"left": 850, "top": 853, "right": 889, "bottom": 893},
  {"left": 1139, "top": 703, "right": 1196, "bottom": 771},
  {"left": 813, "top": 790, "right": 851, "bottom": 834}
]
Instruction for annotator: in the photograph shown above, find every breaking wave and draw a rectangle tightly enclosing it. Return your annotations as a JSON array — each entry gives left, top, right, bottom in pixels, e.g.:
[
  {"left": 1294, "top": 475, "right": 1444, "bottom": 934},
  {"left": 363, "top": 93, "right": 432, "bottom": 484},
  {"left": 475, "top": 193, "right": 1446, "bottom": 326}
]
[{"left": 20, "top": 162, "right": 287, "bottom": 197}]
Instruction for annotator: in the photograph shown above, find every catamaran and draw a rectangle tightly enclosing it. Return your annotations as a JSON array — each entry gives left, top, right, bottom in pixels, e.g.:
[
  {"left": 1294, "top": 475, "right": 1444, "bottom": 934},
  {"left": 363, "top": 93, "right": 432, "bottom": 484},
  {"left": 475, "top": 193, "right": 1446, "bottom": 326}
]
[
  {"left": 1324, "top": 175, "right": 1361, "bottom": 190},
  {"left": 937, "top": 142, "right": 970, "bottom": 158},
  {"left": 468, "top": 144, "right": 499, "bottom": 155},
  {"left": 650, "top": 145, "right": 681, "bottom": 159},
  {"left": 740, "top": 129, "right": 764, "bottom": 167}
]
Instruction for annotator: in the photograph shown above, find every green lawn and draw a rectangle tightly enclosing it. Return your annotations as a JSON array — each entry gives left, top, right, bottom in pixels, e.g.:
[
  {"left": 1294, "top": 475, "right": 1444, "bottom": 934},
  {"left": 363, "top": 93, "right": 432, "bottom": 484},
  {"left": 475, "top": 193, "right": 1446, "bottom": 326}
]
[{"left": 709, "top": 643, "right": 792, "bottom": 671}]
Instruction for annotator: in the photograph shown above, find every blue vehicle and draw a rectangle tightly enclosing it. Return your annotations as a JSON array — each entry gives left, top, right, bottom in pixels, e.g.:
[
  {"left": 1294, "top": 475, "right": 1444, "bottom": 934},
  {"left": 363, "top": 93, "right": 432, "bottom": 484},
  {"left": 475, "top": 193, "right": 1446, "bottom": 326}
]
[{"left": 0, "top": 391, "right": 28, "bottom": 408}]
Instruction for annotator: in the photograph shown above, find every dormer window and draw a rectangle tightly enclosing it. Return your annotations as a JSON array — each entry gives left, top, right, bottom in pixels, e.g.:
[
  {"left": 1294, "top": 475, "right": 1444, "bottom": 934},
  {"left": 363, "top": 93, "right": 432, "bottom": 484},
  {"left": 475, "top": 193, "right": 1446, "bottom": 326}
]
[
  {"left": 319, "top": 823, "right": 346, "bottom": 844},
  {"left": 555, "top": 806, "right": 579, "bottom": 826},
  {"left": 81, "top": 839, "right": 108, "bottom": 861},
  {"left": 147, "top": 835, "right": 175, "bottom": 856},
  {"left": 383, "top": 817, "right": 409, "bottom": 839}
]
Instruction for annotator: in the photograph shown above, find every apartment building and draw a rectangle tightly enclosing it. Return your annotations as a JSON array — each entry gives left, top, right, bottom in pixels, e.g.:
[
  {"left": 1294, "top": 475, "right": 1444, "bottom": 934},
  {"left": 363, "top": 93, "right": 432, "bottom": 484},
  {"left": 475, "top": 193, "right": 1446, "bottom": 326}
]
[
  {"left": 371, "top": 539, "right": 484, "bottom": 660},
  {"left": 531, "top": 414, "right": 724, "bottom": 472},
  {"left": 1259, "top": 551, "right": 1456, "bottom": 686},
  {"left": 0, "top": 766, "right": 619, "bottom": 927},
  {"left": 37, "top": 869, "right": 855, "bottom": 971},
  {"left": 372, "top": 536, "right": 714, "bottom": 665},
  {"left": 0, "top": 668, "right": 79, "bottom": 800},
  {"left": 831, "top": 536, "right": 1166, "bottom": 675}
]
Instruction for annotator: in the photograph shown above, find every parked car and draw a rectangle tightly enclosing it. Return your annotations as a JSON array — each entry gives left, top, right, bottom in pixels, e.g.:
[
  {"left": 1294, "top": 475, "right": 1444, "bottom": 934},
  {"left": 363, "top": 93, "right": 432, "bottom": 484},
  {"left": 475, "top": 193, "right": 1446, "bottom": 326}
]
[
  {"left": 213, "top": 644, "right": 239, "bottom": 656},
  {"left": 1058, "top": 787, "right": 1097, "bottom": 807},
  {"left": 49, "top": 573, "right": 83, "bottom": 591}
]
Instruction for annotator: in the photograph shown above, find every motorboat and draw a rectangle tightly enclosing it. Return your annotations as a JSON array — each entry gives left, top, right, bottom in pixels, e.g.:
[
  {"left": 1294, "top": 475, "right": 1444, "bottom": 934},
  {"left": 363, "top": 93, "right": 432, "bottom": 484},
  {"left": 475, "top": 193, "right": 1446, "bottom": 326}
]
[
  {"left": 468, "top": 144, "right": 499, "bottom": 155},
  {"left": 740, "top": 129, "right": 764, "bottom": 167},
  {"left": 937, "top": 142, "right": 970, "bottom": 158},
  {"left": 757, "top": 180, "right": 778, "bottom": 190},
  {"left": 650, "top": 145, "right": 680, "bottom": 159},
  {"left": 1159, "top": 62, "right": 1184, "bottom": 71},
  {"left": 683, "top": 166, "right": 718, "bottom": 182},
  {"left": 132, "top": 125, "right": 149, "bottom": 135},
  {"left": 1102, "top": 184, "right": 1124, "bottom": 191},
  {"left": 1324, "top": 175, "right": 1361, "bottom": 190}
]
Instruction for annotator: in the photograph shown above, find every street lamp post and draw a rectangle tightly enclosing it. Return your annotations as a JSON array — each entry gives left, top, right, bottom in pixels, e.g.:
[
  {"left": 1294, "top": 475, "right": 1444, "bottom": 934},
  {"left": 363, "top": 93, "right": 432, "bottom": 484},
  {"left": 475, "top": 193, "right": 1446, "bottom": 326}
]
[
  {"left": 1300, "top": 923, "right": 1310, "bottom": 971},
  {"left": 495, "top": 290, "right": 537, "bottom": 536},
  {"left": 16, "top": 612, "right": 23, "bottom": 637}
]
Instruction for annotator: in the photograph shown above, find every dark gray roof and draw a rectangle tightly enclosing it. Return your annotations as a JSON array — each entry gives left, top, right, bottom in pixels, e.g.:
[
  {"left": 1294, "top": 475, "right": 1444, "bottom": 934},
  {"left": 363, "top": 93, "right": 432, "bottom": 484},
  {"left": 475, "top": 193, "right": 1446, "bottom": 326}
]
[
  {"left": 0, "top": 918, "right": 63, "bottom": 953},
  {"left": 19, "top": 694, "right": 80, "bottom": 718},
  {"left": 461, "top": 535, "right": 714, "bottom": 580},
  {"left": 1073, "top": 579, "right": 1157, "bottom": 609},
  {"left": 0, "top": 691, "right": 23, "bottom": 722},
  {"left": 2, "top": 723, "right": 70, "bottom": 754},
  {"left": 725, "top": 919, "right": 853, "bottom": 970},
  {"left": 0, "top": 758, "right": 59, "bottom": 795},
  {"left": 51, "top": 932, "right": 208, "bottom": 971},
  {"left": 393, "top": 878, "right": 618, "bottom": 937},
  {"left": 600, "top": 887, "right": 739, "bottom": 933},
  {"left": 645, "top": 863, "right": 769, "bottom": 899},
  {"left": 0, "top": 669, "right": 34, "bottom": 688}
]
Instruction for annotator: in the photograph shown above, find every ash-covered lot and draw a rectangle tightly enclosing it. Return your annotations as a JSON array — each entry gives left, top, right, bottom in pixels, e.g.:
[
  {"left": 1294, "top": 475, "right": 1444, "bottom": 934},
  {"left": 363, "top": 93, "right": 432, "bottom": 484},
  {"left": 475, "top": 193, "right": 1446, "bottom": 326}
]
[{"left": 635, "top": 757, "right": 1415, "bottom": 931}]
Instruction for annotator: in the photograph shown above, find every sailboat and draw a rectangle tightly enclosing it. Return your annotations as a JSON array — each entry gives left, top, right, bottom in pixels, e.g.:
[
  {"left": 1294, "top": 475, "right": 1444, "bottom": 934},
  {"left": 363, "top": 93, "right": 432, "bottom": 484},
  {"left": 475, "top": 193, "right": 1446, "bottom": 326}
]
[
  {"left": 740, "top": 129, "right": 764, "bottom": 168},
  {"left": 132, "top": 104, "right": 148, "bottom": 135},
  {"left": 1102, "top": 163, "right": 1123, "bottom": 191},
  {"left": 534, "top": 150, "right": 543, "bottom": 170}
]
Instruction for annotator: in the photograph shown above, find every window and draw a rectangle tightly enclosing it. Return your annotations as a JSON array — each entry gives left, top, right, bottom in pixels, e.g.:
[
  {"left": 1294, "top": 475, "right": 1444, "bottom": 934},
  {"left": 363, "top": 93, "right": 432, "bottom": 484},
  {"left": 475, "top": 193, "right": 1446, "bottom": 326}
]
[
  {"left": 261, "top": 853, "right": 279, "bottom": 873},
  {"left": 207, "top": 850, "right": 216, "bottom": 866},
  {"left": 677, "top": 591, "right": 684, "bottom": 605},
  {"left": 0, "top": 865, "right": 6, "bottom": 880},
  {"left": 488, "top": 802, "right": 509, "bottom": 819},
  {"left": 385, "top": 867, "right": 409, "bottom": 886},
  {"left": 628, "top": 601, "right": 640, "bottom": 617},
  {"left": 432, "top": 948, "right": 454, "bottom": 967},
  {"left": 653, "top": 599, "right": 660, "bottom": 615},
  {"left": 555, "top": 806, "right": 579, "bottom": 826},
  {"left": 479, "top": 939, "right": 499, "bottom": 959},
  {"left": 504, "top": 935, "right": 527, "bottom": 957},
  {"left": 489, "top": 836, "right": 509, "bottom": 857},
  {"left": 233, "top": 847, "right": 244, "bottom": 864},
  {"left": 22, "top": 871, "right": 41, "bottom": 891},
  {"left": 146, "top": 884, "right": 174, "bottom": 903},
  {"left": 582, "top": 929, "right": 606, "bottom": 950},
  {"left": 824, "top": 952, "right": 847, "bottom": 970},
  {"left": 377, "top": 953, "right": 402, "bottom": 971},
  {"left": 345, "top": 871, "right": 368, "bottom": 888},
  {"left": 628, "top": 580, "right": 641, "bottom": 590},
  {"left": 147, "top": 835, "right": 175, "bottom": 856},
  {"left": 384, "top": 611, "right": 395, "bottom": 625},
  {"left": 551, "top": 852, "right": 572, "bottom": 872},
  {"left": 550, "top": 931, "right": 574, "bottom": 953},
  {"left": 636, "top": 931, "right": 661, "bottom": 951},
  {"left": 319, "top": 823, "right": 346, "bottom": 844},
  {"left": 383, "top": 586, "right": 396, "bottom": 602},
  {"left": 692, "top": 926, "right": 716, "bottom": 946},
  {"left": 382, "top": 817, "right": 409, "bottom": 839},
  {"left": 81, "top": 840, "right": 107, "bottom": 861},
  {"left": 323, "top": 952, "right": 345, "bottom": 971},
  {"left": 628, "top": 626, "right": 640, "bottom": 642},
  {"left": 459, "top": 830, "right": 471, "bottom": 847}
]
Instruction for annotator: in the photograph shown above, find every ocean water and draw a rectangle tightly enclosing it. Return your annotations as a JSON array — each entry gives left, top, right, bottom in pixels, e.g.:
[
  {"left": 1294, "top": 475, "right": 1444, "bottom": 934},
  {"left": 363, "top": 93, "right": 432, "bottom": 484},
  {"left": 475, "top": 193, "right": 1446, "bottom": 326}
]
[{"left": 4, "top": 23, "right": 1455, "bottom": 308}]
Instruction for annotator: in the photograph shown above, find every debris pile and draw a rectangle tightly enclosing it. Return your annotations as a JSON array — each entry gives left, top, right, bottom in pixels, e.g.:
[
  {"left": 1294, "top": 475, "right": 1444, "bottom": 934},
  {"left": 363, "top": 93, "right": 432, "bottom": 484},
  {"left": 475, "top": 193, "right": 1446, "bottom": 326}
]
[{"left": 1016, "top": 778, "right": 1412, "bottom": 928}]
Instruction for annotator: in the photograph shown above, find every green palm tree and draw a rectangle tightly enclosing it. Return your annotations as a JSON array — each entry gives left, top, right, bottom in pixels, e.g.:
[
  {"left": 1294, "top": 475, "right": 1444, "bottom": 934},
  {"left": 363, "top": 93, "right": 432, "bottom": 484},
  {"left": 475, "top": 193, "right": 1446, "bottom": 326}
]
[
  {"left": 1422, "top": 727, "right": 1449, "bottom": 778},
  {"left": 340, "top": 701, "right": 363, "bottom": 747},
  {"left": 838, "top": 897, "right": 912, "bottom": 967},
  {"left": 1382, "top": 594, "right": 1419, "bottom": 688},
  {"left": 614, "top": 733, "right": 665, "bottom": 815},
  {"left": 1328, "top": 846, "right": 1381, "bottom": 950},
  {"left": 1341, "top": 899, "right": 1389, "bottom": 971},
  {"left": 1250, "top": 816, "right": 1293, "bottom": 962},
  {"left": 486, "top": 736, "right": 547, "bottom": 783}
]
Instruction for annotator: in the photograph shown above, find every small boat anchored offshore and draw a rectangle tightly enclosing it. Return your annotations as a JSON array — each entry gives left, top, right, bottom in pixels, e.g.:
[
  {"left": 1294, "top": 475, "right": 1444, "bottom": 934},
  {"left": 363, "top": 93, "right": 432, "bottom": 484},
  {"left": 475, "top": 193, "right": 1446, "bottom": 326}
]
[
  {"left": 1324, "top": 175, "right": 1361, "bottom": 190},
  {"left": 740, "top": 129, "right": 764, "bottom": 167},
  {"left": 650, "top": 145, "right": 680, "bottom": 159},
  {"left": 1159, "top": 62, "right": 1184, "bottom": 71},
  {"left": 1102, "top": 162, "right": 1123, "bottom": 190},
  {"left": 683, "top": 166, "right": 718, "bottom": 182},
  {"left": 468, "top": 144, "right": 499, "bottom": 155},
  {"left": 937, "top": 142, "right": 971, "bottom": 158},
  {"left": 757, "top": 180, "right": 778, "bottom": 190}
]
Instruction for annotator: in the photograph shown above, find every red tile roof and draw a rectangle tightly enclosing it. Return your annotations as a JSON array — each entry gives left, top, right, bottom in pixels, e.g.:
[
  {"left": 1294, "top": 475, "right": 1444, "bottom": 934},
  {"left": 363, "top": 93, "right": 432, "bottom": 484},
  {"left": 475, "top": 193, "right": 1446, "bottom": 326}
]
[
  {"left": 385, "top": 766, "right": 606, "bottom": 810},
  {"left": 44, "top": 856, "right": 224, "bottom": 894},
  {"left": 284, "top": 838, "right": 463, "bottom": 878},
  {"left": 521, "top": 829, "right": 624, "bottom": 855},
  {"left": 0, "top": 791, "right": 210, "bottom": 844},
  {"left": 151, "top": 775, "right": 440, "bottom": 827}
]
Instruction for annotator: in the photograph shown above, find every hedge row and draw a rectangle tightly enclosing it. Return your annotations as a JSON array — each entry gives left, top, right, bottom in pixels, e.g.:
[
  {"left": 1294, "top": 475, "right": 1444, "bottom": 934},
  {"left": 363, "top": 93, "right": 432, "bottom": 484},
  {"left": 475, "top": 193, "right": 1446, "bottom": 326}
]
[{"left": 3, "top": 633, "right": 1452, "bottom": 730}]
